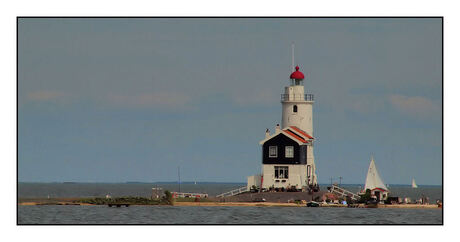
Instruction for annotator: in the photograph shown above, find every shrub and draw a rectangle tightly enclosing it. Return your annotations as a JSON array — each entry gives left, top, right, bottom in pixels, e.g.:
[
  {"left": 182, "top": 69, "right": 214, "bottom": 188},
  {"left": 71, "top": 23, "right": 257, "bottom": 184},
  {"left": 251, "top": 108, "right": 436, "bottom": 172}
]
[
  {"left": 78, "top": 196, "right": 161, "bottom": 205},
  {"left": 358, "top": 189, "right": 372, "bottom": 203},
  {"left": 162, "top": 190, "right": 174, "bottom": 205}
]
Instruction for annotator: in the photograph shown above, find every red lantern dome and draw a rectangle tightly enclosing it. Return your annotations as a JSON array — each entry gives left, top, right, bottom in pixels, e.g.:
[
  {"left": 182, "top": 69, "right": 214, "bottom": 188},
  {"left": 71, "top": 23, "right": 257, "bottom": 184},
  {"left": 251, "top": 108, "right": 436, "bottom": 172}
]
[{"left": 290, "top": 66, "right": 305, "bottom": 80}]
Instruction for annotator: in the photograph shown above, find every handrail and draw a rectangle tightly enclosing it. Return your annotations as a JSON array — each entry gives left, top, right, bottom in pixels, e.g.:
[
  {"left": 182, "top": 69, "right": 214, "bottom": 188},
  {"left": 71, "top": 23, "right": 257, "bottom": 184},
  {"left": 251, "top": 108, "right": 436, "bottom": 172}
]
[
  {"left": 172, "top": 192, "right": 209, "bottom": 198},
  {"left": 329, "top": 185, "right": 361, "bottom": 201},
  {"left": 281, "top": 94, "right": 314, "bottom": 101},
  {"left": 215, "top": 186, "right": 248, "bottom": 198}
]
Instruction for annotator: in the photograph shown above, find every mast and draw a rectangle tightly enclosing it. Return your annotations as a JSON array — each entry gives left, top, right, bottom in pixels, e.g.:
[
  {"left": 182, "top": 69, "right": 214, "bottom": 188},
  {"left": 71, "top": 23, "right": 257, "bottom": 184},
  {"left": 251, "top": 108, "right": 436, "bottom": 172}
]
[
  {"left": 291, "top": 42, "right": 295, "bottom": 72},
  {"left": 178, "top": 166, "right": 181, "bottom": 192}
]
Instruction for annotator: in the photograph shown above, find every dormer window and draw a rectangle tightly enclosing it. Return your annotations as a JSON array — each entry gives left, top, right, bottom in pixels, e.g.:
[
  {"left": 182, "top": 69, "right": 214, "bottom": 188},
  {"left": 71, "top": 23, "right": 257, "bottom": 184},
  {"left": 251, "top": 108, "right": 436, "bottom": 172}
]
[
  {"left": 293, "top": 105, "right": 297, "bottom": 113},
  {"left": 269, "top": 146, "right": 278, "bottom": 157}
]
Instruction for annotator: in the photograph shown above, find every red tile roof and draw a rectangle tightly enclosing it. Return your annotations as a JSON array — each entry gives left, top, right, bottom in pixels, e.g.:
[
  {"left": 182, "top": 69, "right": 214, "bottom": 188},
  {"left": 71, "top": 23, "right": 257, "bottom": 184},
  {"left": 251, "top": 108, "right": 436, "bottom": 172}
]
[
  {"left": 371, "top": 187, "right": 387, "bottom": 192},
  {"left": 289, "top": 126, "right": 314, "bottom": 139},
  {"left": 282, "top": 130, "right": 307, "bottom": 143}
]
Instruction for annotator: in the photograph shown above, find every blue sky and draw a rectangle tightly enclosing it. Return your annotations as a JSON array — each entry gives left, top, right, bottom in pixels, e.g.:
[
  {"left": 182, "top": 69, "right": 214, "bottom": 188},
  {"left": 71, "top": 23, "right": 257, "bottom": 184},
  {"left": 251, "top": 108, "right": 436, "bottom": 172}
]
[{"left": 18, "top": 18, "right": 442, "bottom": 185}]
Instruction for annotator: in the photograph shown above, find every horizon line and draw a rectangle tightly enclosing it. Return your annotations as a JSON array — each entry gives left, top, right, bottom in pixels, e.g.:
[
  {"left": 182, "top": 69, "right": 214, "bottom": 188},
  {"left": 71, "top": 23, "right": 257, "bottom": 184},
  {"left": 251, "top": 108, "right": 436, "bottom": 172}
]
[{"left": 17, "top": 181, "right": 442, "bottom": 186}]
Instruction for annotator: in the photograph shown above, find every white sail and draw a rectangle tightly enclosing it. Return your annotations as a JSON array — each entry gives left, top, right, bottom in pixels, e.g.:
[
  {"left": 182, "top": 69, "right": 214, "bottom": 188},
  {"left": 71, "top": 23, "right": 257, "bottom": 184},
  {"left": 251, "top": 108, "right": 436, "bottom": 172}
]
[
  {"left": 412, "top": 178, "right": 418, "bottom": 188},
  {"left": 364, "top": 157, "right": 388, "bottom": 191}
]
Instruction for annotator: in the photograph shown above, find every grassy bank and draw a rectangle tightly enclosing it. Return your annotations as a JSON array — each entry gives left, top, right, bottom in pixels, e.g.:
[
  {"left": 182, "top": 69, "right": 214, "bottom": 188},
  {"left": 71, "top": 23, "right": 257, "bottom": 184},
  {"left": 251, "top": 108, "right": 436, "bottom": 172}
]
[
  {"left": 18, "top": 196, "right": 211, "bottom": 206},
  {"left": 78, "top": 197, "right": 165, "bottom": 205}
]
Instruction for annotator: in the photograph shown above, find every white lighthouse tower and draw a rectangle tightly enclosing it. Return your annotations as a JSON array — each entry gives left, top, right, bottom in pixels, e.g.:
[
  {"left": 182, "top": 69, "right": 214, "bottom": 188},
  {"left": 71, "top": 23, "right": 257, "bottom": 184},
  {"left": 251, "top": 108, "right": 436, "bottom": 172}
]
[{"left": 281, "top": 66, "right": 314, "bottom": 136}]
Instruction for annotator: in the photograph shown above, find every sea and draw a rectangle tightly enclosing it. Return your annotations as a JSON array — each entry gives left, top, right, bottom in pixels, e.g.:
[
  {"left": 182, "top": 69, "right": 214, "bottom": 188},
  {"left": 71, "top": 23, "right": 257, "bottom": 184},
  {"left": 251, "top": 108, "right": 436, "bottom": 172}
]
[{"left": 18, "top": 182, "right": 442, "bottom": 225}]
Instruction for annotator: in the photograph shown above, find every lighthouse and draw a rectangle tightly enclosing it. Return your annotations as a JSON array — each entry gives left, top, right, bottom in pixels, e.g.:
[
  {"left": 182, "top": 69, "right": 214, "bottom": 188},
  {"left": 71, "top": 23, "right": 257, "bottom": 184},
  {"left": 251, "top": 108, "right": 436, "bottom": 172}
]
[{"left": 248, "top": 59, "right": 318, "bottom": 191}]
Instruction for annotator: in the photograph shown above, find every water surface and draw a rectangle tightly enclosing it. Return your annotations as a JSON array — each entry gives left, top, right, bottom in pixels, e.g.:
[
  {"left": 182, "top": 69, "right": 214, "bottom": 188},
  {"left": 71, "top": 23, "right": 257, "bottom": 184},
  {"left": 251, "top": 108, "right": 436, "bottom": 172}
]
[{"left": 18, "top": 205, "right": 442, "bottom": 224}]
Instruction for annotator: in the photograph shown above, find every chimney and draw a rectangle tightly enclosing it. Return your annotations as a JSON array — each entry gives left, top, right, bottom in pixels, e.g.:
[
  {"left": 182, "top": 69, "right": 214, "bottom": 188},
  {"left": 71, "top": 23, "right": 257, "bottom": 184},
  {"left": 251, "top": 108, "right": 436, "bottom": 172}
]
[
  {"left": 265, "top": 128, "right": 270, "bottom": 138},
  {"left": 275, "top": 124, "right": 280, "bottom": 133}
]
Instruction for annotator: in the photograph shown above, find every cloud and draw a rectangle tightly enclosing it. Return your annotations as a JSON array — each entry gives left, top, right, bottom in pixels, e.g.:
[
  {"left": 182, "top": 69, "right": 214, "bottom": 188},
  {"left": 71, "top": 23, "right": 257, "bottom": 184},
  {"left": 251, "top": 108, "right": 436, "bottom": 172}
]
[
  {"left": 105, "top": 92, "right": 193, "bottom": 110},
  {"left": 27, "top": 90, "right": 67, "bottom": 101},
  {"left": 388, "top": 94, "right": 440, "bottom": 118},
  {"left": 347, "top": 94, "right": 386, "bottom": 114}
]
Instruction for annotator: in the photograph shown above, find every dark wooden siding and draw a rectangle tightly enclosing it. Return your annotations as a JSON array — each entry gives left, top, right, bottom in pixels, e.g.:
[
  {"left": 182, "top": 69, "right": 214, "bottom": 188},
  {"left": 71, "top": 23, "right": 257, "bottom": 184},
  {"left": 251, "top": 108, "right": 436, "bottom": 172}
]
[{"left": 262, "top": 133, "right": 307, "bottom": 164}]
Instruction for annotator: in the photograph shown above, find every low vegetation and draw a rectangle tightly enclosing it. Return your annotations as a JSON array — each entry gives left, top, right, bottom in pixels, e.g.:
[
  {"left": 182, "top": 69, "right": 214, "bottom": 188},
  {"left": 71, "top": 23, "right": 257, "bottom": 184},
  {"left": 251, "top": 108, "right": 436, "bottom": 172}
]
[
  {"left": 78, "top": 196, "right": 163, "bottom": 205},
  {"left": 175, "top": 197, "right": 211, "bottom": 203},
  {"left": 20, "top": 191, "right": 210, "bottom": 206},
  {"left": 77, "top": 190, "right": 213, "bottom": 205},
  {"left": 79, "top": 190, "right": 180, "bottom": 205}
]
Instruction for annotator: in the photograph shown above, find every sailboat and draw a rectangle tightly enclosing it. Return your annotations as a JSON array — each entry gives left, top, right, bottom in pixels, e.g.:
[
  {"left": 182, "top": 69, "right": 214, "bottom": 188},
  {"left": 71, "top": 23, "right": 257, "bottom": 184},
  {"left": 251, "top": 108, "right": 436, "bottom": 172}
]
[
  {"left": 362, "top": 156, "right": 389, "bottom": 201},
  {"left": 412, "top": 178, "right": 418, "bottom": 188}
]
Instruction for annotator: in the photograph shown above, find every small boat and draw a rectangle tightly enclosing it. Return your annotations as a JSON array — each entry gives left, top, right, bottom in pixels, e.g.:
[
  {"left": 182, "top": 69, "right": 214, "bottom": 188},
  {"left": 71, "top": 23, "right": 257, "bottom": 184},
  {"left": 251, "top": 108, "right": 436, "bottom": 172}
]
[
  {"left": 412, "top": 178, "right": 418, "bottom": 188},
  {"left": 306, "top": 201, "right": 320, "bottom": 207},
  {"left": 365, "top": 198, "right": 379, "bottom": 208},
  {"left": 365, "top": 203, "right": 378, "bottom": 208}
]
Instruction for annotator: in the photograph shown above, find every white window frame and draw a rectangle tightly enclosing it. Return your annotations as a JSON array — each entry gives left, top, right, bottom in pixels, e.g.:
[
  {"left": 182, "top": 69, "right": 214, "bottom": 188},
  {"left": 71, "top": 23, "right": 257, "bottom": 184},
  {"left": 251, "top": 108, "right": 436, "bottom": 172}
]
[
  {"left": 269, "top": 146, "right": 278, "bottom": 158},
  {"left": 285, "top": 146, "right": 294, "bottom": 158},
  {"left": 274, "top": 166, "right": 289, "bottom": 179}
]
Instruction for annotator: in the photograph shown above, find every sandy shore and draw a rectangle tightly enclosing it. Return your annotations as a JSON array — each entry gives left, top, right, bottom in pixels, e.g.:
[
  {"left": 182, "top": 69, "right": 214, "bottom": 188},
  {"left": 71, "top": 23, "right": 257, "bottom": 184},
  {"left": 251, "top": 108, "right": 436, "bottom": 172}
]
[
  {"left": 175, "top": 202, "right": 304, "bottom": 207},
  {"left": 377, "top": 204, "right": 439, "bottom": 209}
]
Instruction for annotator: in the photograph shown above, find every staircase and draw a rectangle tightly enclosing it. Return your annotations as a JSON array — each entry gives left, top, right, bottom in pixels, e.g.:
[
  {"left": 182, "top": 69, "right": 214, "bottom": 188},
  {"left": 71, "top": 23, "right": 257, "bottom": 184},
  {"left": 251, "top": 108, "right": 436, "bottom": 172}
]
[
  {"left": 215, "top": 186, "right": 248, "bottom": 198},
  {"left": 329, "top": 185, "right": 361, "bottom": 201}
]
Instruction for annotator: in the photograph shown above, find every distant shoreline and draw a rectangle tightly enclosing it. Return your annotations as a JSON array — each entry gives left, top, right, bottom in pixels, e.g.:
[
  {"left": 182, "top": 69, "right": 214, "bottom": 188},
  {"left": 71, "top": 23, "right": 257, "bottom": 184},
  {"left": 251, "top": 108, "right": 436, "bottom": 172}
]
[
  {"left": 18, "top": 182, "right": 247, "bottom": 185},
  {"left": 17, "top": 182, "right": 442, "bottom": 187}
]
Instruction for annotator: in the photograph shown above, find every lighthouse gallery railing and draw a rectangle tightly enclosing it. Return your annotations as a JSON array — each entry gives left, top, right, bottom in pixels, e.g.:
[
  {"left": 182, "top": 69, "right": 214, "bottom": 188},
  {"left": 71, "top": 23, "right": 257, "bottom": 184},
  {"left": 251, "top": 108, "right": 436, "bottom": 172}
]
[{"left": 281, "top": 94, "right": 314, "bottom": 101}]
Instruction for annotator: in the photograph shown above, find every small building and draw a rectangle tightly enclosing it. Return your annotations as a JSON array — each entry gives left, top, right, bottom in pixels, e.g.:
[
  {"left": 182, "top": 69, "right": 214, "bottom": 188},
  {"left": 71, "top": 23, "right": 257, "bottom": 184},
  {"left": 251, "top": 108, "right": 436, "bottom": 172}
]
[
  {"left": 259, "top": 124, "right": 315, "bottom": 190},
  {"left": 151, "top": 187, "right": 163, "bottom": 199}
]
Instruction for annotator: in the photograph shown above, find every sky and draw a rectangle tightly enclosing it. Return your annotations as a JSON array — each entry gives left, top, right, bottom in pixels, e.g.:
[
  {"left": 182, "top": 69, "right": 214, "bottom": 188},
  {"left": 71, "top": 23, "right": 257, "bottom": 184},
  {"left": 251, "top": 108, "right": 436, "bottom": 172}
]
[{"left": 18, "top": 18, "right": 442, "bottom": 185}]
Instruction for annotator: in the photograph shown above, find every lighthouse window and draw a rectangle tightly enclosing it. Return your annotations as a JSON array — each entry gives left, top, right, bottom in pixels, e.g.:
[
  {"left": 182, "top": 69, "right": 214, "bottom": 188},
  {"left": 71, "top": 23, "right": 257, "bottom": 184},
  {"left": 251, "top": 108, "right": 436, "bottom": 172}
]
[
  {"left": 269, "top": 146, "right": 278, "bottom": 157},
  {"left": 293, "top": 105, "right": 298, "bottom": 113},
  {"left": 275, "top": 166, "right": 289, "bottom": 179},
  {"left": 285, "top": 146, "right": 294, "bottom": 158}
]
